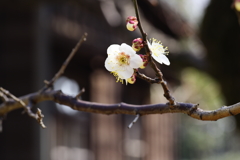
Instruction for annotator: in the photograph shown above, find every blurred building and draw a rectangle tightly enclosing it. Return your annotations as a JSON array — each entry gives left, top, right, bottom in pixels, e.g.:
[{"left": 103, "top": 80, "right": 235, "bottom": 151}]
[{"left": 0, "top": 0, "right": 184, "bottom": 160}]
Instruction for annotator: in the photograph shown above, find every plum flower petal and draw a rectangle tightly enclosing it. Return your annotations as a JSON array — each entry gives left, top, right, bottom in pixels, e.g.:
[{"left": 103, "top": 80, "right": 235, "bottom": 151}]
[
  {"left": 107, "top": 44, "right": 119, "bottom": 55},
  {"left": 117, "top": 67, "right": 134, "bottom": 79},
  {"left": 105, "top": 43, "right": 143, "bottom": 84},
  {"left": 119, "top": 43, "right": 135, "bottom": 55},
  {"left": 104, "top": 56, "right": 118, "bottom": 71},
  {"left": 129, "top": 54, "right": 143, "bottom": 68},
  {"left": 147, "top": 38, "right": 170, "bottom": 65}
]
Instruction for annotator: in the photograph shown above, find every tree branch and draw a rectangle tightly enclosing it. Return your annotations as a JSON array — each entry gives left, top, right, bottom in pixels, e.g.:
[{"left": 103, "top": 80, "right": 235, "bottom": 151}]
[
  {"left": 133, "top": 0, "right": 175, "bottom": 105},
  {"left": 41, "top": 33, "right": 87, "bottom": 91},
  {"left": 0, "top": 87, "right": 46, "bottom": 128},
  {"left": 0, "top": 90, "right": 239, "bottom": 121}
]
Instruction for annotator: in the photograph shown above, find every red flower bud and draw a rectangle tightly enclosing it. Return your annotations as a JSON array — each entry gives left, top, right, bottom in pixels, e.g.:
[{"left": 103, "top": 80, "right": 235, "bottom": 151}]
[{"left": 126, "top": 16, "right": 138, "bottom": 31}]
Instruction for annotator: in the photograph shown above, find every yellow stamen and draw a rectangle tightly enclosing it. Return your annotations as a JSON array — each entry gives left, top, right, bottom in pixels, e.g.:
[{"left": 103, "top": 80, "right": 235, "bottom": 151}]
[
  {"left": 149, "top": 38, "right": 169, "bottom": 56},
  {"left": 116, "top": 52, "right": 130, "bottom": 66},
  {"left": 111, "top": 72, "right": 124, "bottom": 84}
]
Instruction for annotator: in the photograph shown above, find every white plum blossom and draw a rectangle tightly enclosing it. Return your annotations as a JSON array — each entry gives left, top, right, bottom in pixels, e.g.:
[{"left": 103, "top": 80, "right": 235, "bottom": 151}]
[
  {"left": 105, "top": 43, "right": 143, "bottom": 84},
  {"left": 147, "top": 38, "right": 170, "bottom": 65}
]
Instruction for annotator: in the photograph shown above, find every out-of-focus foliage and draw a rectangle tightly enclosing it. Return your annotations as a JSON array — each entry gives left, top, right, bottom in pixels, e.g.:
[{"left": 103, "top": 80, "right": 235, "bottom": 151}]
[
  {"left": 175, "top": 68, "right": 225, "bottom": 110},
  {"left": 175, "top": 68, "right": 238, "bottom": 159}
]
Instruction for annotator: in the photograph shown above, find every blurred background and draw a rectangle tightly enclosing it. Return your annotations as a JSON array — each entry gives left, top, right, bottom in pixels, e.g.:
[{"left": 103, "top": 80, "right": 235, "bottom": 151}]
[{"left": 1, "top": 0, "right": 240, "bottom": 159}]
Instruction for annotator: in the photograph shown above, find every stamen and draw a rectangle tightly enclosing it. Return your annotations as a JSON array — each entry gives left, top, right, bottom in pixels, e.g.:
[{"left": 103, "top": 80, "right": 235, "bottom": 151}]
[{"left": 111, "top": 72, "right": 124, "bottom": 84}]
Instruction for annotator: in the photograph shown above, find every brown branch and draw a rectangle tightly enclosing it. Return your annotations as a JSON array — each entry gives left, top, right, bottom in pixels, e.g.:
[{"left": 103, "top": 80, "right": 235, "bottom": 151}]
[
  {"left": 36, "top": 108, "right": 46, "bottom": 128},
  {"left": 133, "top": 0, "right": 175, "bottom": 105},
  {"left": 0, "top": 90, "right": 239, "bottom": 121},
  {"left": 41, "top": 33, "right": 87, "bottom": 91},
  {"left": 136, "top": 71, "right": 160, "bottom": 83},
  {"left": 0, "top": 87, "right": 26, "bottom": 107},
  {"left": 133, "top": 0, "right": 147, "bottom": 41},
  {"left": 0, "top": 91, "right": 9, "bottom": 102},
  {"left": 0, "top": 87, "right": 46, "bottom": 128},
  {"left": 133, "top": 0, "right": 151, "bottom": 54}
]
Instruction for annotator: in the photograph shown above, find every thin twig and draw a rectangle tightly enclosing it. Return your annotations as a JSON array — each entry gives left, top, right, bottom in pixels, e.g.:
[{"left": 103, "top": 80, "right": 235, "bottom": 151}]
[
  {"left": 136, "top": 71, "right": 160, "bottom": 83},
  {"left": 132, "top": 0, "right": 175, "bottom": 105},
  {"left": 132, "top": 0, "right": 151, "bottom": 54},
  {"left": 0, "top": 87, "right": 46, "bottom": 128},
  {"left": 0, "top": 87, "right": 26, "bottom": 107},
  {"left": 150, "top": 58, "right": 175, "bottom": 104},
  {"left": 136, "top": 70, "right": 175, "bottom": 104},
  {"left": 36, "top": 108, "right": 46, "bottom": 128},
  {"left": 75, "top": 88, "right": 85, "bottom": 99},
  {"left": 41, "top": 33, "right": 88, "bottom": 91},
  {"left": 133, "top": 0, "right": 146, "bottom": 40},
  {"left": 128, "top": 114, "right": 140, "bottom": 128},
  {"left": 0, "top": 91, "right": 9, "bottom": 102}
]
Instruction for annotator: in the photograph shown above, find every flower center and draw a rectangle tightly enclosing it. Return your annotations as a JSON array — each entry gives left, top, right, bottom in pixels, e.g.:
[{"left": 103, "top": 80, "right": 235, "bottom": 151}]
[
  {"left": 149, "top": 38, "right": 169, "bottom": 57},
  {"left": 117, "top": 52, "right": 130, "bottom": 65}
]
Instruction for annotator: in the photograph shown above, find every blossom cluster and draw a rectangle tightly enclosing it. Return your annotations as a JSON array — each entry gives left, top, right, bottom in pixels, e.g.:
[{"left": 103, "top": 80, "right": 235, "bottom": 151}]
[{"left": 104, "top": 16, "right": 170, "bottom": 84}]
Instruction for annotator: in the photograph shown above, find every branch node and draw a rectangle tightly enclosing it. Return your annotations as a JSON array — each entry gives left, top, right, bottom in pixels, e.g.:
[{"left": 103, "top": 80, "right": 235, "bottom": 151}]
[
  {"left": 37, "top": 108, "right": 46, "bottom": 129},
  {"left": 128, "top": 114, "right": 140, "bottom": 129},
  {"left": 193, "top": 104, "right": 199, "bottom": 110},
  {"left": 160, "top": 80, "right": 166, "bottom": 84},
  {"left": 229, "top": 109, "right": 234, "bottom": 116},
  {"left": 0, "top": 87, "right": 46, "bottom": 128},
  {"left": 75, "top": 88, "right": 85, "bottom": 99},
  {"left": 188, "top": 104, "right": 199, "bottom": 115}
]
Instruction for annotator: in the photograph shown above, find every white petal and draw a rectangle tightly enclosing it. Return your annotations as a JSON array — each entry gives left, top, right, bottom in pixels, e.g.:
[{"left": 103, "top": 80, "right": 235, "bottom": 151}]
[
  {"left": 104, "top": 57, "right": 118, "bottom": 71},
  {"left": 152, "top": 53, "right": 162, "bottom": 64},
  {"left": 159, "top": 54, "right": 170, "bottom": 65},
  {"left": 129, "top": 55, "right": 143, "bottom": 68},
  {"left": 107, "top": 44, "right": 120, "bottom": 55},
  {"left": 152, "top": 54, "right": 170, "bottom": 65},
  {"left": 120, "top": 43, "right": 135, "bottom": 55},
  {"left": 117, "top": 67, "right": 134, "bottom": 79},
  {"left": 147, "top": 40, "right": 151, "bottom": 47},
  {"left": 147, "top": 40, "right": 154, "bottom": 51}
]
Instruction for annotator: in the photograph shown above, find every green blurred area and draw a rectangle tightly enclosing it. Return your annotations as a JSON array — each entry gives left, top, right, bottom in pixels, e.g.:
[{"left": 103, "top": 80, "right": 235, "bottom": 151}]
[
  {"left": 178, "top": 68, "right": 225, "bottom": 110},
  {"left": 176, "top": 68, "right": 239, "bottom": 159}
]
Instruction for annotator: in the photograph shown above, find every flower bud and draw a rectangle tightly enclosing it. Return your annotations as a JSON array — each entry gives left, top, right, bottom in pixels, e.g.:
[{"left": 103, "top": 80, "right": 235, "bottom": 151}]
[
  {"left": 127, "top": 74, "right": 136, "bottom": 84},
  {"left": 132, "top": 38, "right": 144, "bottom": 51},
  {"left": 126, "top": 16, "right": 138, "bottom": 31},
  {"left": 139, "top": 54, "right": 148, "bottom": 69}
]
